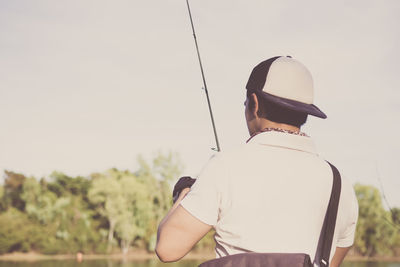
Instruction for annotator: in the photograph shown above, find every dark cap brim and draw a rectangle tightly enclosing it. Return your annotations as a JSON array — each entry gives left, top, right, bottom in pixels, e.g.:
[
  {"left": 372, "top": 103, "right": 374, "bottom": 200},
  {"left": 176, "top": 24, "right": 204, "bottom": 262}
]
[{"left": 256, "top": 91, "right": 327, "bottom": 119}]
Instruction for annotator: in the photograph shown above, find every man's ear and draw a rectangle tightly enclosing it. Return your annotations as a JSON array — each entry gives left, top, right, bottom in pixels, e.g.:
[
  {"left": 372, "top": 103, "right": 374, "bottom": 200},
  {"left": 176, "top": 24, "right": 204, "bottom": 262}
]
[{"left": 248, "top": 93, "right": 259, "bottom": 118}]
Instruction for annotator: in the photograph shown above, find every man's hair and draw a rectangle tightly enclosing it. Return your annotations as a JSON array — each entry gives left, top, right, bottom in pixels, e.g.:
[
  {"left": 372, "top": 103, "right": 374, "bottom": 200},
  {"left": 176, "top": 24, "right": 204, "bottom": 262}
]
[{"left": 247, "top": 91, "right": 308, "bottom": 128}]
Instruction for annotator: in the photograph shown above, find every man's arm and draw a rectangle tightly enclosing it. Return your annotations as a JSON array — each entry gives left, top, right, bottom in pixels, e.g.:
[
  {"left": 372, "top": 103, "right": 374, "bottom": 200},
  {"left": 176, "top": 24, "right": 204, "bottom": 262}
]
[
  {"left": 155, "top": 188, "right": 212, "bottom": 262},
  {"left": 330, "top": 176, "right": 358, "bottom": 266},
  {"left": 330, "top": 246, "right": 352, "bottom": 267}
]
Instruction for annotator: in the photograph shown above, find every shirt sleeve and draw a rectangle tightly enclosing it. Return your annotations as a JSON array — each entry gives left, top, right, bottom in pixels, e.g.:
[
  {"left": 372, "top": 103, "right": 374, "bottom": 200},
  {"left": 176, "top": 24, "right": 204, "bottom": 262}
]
[
  {"left": 180, "top": 154, "right": 225, "bottom": 227},
  {"left": 336, "top": 178, "right": 359, "bottom": 247}
]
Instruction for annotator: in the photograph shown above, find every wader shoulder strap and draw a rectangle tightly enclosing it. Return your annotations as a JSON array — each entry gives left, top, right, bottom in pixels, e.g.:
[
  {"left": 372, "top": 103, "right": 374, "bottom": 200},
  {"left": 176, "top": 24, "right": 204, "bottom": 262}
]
[{"left": 313, "top": 162, "right": 342, "bottom": 267}]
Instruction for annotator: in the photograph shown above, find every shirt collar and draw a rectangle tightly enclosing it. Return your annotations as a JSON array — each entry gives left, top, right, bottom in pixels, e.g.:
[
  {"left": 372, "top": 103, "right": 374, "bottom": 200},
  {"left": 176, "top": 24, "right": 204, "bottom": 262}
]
[{"left": 246, "top": 130, "right": 318, "bottom": 155}]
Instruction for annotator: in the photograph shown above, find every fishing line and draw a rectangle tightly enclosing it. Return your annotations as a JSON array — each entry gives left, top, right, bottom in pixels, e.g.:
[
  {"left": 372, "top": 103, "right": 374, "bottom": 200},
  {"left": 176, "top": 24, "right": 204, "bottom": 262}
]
[
  {"left": 375, "top": 163, "right": 400, "bottom": 228},
  {"left": 185, "top": 0, "right": 221, "bottom": 152}
]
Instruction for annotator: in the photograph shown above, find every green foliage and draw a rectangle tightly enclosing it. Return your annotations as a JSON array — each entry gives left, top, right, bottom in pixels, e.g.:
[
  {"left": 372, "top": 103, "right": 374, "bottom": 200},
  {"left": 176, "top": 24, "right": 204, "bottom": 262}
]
[
  {"left": 354, "top": 183, "right": 399, "bottom": 257},
  {"left": 47, "top": 172, "right": 90, "bottom": 197},
  {"left": 21, "top": 177, "right": 58, "bottom": 224},
  {"left": 0, "top": 208, "right": 45, "bottom": 254},
  {"left": 391, "top": 207, "right": 400, "bottom": 225},
  {"left": 193, "top": 230, "right": 215, "bottom": 253},
  {"left": 134, "top": 152, "right": 183, "bottom": 251},
  {"left": 89, "top": 170, "right": 126, "bottom": 252},
  {"left": 1, "top": 171, "right": 27, "bottom": 211},
  {"left": 87, "top": 152, "right": 182, "bottom": 254}
]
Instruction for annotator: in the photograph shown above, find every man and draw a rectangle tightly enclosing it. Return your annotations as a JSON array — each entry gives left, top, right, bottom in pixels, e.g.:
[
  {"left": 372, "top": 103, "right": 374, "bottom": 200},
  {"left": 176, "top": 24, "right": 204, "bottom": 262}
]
[{"left": 156, "top": 56, "right": 358, "bottom": 266}]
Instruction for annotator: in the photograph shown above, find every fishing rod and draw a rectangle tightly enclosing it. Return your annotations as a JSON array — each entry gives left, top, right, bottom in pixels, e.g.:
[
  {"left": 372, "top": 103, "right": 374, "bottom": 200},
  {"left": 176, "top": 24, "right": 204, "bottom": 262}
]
[
  {"left": 185, "top": 0, "right": 221, "bottom": 152},
  {"left": 375, "top": 164, "right": 400, "bottom": 228}
]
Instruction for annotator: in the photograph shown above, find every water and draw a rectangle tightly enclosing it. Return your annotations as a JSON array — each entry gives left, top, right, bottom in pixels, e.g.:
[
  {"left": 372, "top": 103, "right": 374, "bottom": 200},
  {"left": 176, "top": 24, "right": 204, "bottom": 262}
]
[
  {"left": 0, "top": 260, "right": 399, "bottom": 267},
  {"left": 341, "top": 263, "right": 400, "bottom": 267},
  {"left": 0, "top": 260, "right": 199, "bottom": 267}
]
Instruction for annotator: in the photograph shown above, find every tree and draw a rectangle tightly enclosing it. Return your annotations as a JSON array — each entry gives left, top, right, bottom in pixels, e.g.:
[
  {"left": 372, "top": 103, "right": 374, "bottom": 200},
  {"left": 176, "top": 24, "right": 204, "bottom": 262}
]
[
  {"left": 1, "top": 171, "right": 27, "bottom": 211},
  {"left": 115, "top": 174, "right": 148, "bottom": 253},
  {"left": 19, "top": 175, "right": 100, "bottom": 254},
  {"left": 89, "top": 169, "right": 151, "bottom": 254},
  {"left": 391, "top": 207, "right": 400, "bottom": 225},
  {"left": 0, "top": 208, "right": 44, "bottom": 254},
  {"left": 88, "top": 152, "right": 183, "bottom": 253},
  {"left": 88, "top": 170, "right": 122, "bottom": 252},
  {"left": 115, "top": 212, "right": 137, "bottom": 254},
  {"left": 354, "top": 184, "right": 399, "bottom": 256},
  {"left": 47, "top": 171, "right": 90, "bottom": 197},
  {"left": 21, "top": 177, "right": 61, "bottom": 224},
  {"left": 135, "top": 152, "right": 182, "bottom": 250}
]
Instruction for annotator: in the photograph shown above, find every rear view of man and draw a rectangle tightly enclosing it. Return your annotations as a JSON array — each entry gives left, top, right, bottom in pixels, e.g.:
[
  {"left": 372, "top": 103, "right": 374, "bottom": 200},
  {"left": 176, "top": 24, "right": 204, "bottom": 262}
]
[{"left": 156, "top": 56, "right": 358, "bottom": 266}]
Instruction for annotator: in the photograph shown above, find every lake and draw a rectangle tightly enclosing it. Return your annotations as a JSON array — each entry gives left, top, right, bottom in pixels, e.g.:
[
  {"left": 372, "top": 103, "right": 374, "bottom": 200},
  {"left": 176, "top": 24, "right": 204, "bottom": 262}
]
[{"left": 1, "top": 260, "right": 400, "bottom": 267}]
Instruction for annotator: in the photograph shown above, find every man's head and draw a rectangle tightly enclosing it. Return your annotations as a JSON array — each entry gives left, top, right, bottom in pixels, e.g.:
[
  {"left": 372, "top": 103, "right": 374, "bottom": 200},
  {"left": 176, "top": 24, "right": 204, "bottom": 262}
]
[{"left": 245, "top": 56, "right": 326, "bottom": 135}]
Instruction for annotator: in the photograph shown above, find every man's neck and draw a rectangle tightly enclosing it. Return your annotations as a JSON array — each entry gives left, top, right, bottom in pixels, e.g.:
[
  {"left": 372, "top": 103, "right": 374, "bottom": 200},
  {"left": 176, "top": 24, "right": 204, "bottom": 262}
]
[{"left": 257, "top": 119, "right": 300, "bottom": 133}]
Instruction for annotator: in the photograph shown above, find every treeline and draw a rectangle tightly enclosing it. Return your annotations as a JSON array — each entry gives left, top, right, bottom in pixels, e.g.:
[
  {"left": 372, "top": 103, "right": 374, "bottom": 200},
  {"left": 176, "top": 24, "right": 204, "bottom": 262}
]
[
  {"left": 0, "top": 153, "right": 399, "bottom": 257},
  {"left": 0, "top": 152, "right": 199, "bottom": 255}
]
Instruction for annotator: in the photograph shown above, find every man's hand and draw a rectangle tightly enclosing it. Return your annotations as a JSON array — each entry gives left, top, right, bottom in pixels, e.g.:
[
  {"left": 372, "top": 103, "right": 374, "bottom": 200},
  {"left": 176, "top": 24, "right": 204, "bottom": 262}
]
[{"left": 172, "top": 176, "right": 196, "bottom": 203}]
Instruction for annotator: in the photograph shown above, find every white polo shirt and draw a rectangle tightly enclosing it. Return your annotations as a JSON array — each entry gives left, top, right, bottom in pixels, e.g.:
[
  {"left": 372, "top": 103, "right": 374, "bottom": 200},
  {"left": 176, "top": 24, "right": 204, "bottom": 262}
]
[{"left": 180, "top": 131, "right": 358, "bottom": 262}]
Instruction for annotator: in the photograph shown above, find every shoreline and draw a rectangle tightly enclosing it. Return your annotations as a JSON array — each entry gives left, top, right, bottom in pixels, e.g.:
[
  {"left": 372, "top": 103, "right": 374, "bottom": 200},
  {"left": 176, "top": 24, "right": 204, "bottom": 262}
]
[
  {"left": 345, "top": 255, "right": 400, "bottom": 262},
  {"left": 0, "top": 251, "right": 215, "bottom": 262},
  {"left": 0, "top": 251, "right": 399, "bottom": 263}
]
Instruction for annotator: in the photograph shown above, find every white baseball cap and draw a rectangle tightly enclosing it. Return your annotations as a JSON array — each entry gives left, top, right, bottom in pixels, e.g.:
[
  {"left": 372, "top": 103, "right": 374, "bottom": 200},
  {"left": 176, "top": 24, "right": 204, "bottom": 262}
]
[{"left": 246, "top": 56, "right": 327, "bottom": 119}]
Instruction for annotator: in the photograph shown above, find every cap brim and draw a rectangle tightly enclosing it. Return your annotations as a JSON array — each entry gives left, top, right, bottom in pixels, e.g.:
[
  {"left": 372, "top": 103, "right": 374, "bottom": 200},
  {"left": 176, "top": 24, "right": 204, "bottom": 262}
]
[{"left": 258, "top": 91, "right": 327, "bottom": 119}]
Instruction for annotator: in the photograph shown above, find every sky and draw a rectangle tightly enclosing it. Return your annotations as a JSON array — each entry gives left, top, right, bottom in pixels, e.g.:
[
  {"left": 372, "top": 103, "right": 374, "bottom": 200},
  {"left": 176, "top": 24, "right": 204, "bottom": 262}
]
[{"left": 1, "top": 0, "right": 399, "bottom": 207}]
